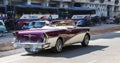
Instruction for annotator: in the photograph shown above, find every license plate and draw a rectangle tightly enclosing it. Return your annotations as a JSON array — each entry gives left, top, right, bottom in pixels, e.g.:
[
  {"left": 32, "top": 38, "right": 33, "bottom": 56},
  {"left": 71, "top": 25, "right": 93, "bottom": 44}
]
[{"left": 24, "top": 44, "right": 32, "bottom": 48}]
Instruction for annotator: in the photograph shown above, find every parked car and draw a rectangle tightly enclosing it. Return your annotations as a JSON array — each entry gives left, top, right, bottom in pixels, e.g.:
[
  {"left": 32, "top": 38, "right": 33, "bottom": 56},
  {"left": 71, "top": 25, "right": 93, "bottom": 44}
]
[
  {"left": 76, "top": 19, "right": 86, "bottom": 27},
  {"left": 12, "top": 20, "right": 90, "bottom": 53},
  {"left": 0, "top": 20, "right": 7, "bottom": 36},
  {"left": 22, "top": 20, "right": 50, "bottom": 29},
  {"left": 106, "top": 17, "right": 115, "bottom": 24}
]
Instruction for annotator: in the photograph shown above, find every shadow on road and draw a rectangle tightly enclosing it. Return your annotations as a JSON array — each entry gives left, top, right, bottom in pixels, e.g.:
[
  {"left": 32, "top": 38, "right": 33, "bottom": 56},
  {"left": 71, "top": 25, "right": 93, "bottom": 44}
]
[
  {"left": 91, "top": 32, "right": 120, "bottom": 40},
  {"left": 22, "top": 45, "right": 108, "bottom": 58}
]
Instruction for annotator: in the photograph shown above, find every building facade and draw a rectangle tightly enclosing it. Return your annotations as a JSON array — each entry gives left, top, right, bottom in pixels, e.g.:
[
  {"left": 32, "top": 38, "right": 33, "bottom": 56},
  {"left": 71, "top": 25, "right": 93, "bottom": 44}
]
[
  {"left": 78, "top": 0, "right": 120, "bottom": 17},
  {"left": 0, "top": 0, "right": 120, "bottom": 17}
]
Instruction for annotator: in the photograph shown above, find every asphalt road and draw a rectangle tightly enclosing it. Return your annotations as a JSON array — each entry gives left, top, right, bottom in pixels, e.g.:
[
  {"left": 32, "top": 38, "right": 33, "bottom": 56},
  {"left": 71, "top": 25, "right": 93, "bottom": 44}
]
[{"left": 0, "top": 31, "right": 120, "bottom": 63}]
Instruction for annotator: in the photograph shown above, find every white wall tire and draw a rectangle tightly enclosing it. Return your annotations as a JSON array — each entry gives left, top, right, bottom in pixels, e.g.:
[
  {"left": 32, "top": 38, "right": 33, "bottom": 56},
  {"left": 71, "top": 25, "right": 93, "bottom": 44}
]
[{"left": 81, "top": 35, "right": 90, "bottom": 47}]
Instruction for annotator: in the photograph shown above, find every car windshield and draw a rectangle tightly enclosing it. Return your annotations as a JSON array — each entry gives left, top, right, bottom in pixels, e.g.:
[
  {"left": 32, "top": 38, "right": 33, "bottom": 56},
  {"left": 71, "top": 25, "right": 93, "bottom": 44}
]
[
  {"left": 29, "top": 22, "right": 45, "bottom": 28},
  {"left": 33, "top": 22, "right": 46, "bottom": 28}
]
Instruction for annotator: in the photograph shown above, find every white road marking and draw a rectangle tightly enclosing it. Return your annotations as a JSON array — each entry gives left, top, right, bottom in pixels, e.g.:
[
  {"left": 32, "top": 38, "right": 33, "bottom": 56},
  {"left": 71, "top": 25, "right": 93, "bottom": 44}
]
[
  {"left": 88, "top": 60, "right": 97, "bottom": 63},
  {"left": 114, "top": 31, "right": 120, "bottom": 33},
  {"left": 0, "top": 52, "right": 29, "bottom": 63}
]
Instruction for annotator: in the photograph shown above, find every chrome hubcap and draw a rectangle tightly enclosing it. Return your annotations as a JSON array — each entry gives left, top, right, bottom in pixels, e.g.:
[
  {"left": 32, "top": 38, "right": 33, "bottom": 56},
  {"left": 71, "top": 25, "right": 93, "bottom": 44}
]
[
  {"left": 56, "top": 40, "right": 62, "bottom": 52},
  {"left": 85, "top": 36, "right": 89, "bottom": 45}
]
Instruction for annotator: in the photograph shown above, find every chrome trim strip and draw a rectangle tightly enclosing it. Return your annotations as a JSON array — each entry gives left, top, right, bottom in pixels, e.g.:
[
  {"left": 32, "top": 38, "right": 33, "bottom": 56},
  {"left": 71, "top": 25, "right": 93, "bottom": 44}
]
[{"left": 14, "top": 42, "right": 45, "bottom": 45}]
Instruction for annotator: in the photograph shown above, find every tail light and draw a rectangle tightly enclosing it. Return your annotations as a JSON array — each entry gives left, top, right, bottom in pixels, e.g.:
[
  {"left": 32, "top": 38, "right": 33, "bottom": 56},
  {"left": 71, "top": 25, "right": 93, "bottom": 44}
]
[
  {"left": 43, "top": 33, "right": 48, "bottom": 43},
  {"left": 12, "top": 32, "right": 19, "bottom": 43}
]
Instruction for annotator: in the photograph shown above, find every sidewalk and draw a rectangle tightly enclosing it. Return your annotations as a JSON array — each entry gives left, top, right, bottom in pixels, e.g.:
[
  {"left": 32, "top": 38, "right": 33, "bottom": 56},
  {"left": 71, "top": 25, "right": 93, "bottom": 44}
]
[
  {"left": 90, "top": 24, "right": 120, "bottom": 35},
  {"left": 90, "top": 24, "right": 120, "bottom": 28}
]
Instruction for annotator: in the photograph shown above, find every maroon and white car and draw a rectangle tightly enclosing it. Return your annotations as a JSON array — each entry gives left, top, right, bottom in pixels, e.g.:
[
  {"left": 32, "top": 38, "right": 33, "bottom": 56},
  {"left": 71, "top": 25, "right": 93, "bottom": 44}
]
[{"left": 12, "top": 20, "right": 90, "bottom": 53}]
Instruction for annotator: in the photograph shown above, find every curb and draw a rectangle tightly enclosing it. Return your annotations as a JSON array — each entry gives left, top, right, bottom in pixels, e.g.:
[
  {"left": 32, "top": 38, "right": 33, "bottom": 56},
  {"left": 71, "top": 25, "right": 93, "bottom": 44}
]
[
  {"left": 90, "top": 25, "right": 120, "bottom": 35},
  {"left": 0, "top": 42, "right": 15, "bottom": 51}
]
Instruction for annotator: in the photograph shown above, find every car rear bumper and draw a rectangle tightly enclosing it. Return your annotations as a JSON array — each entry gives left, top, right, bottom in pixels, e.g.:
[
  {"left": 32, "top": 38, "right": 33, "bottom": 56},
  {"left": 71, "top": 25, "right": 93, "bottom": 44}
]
[{"left": 13, "top": 42, "right": 51, "bottom": 49}]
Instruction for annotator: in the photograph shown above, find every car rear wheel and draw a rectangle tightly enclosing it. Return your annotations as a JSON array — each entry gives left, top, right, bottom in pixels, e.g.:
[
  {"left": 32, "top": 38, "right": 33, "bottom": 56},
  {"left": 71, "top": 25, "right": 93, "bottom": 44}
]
[
  {"left": 25, "top": 48, "right": 40, "bottom": 54},
  {"left": 52, "top": 39, "right": 63, "bottom": 53},
  {"left": 0, "top": 31, "right": 3, "bottom": 37},
  {"left": 81, "top": 35, "right": 90, "bottom": 47}
]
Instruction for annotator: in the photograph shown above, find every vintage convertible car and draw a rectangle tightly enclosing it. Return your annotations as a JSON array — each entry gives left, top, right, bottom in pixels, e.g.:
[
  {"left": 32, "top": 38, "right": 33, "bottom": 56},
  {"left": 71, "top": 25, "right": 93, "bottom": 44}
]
[{"left": 12, "top": 20, "right": 90, "bottom": 53}]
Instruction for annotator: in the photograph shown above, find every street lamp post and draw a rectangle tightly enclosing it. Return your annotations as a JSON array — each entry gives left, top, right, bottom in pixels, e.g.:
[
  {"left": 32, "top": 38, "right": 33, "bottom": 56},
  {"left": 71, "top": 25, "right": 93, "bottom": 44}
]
[
  {"left": 7, "top": 0, "right": 16, "bottom": 30},
  {"left": 60, "top": 0, "right": 63, "bottom": 8}
]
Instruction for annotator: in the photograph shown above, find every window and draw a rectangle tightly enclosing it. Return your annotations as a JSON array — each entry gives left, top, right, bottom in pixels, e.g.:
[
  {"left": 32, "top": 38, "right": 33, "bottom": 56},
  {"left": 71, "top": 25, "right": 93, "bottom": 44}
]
[
  {"left": 90, "top": 0, "right": 95, "bottom": 2},
  {"left": 32, "top": 3, "right": 41, "bottom": 5},
  {"left": 0, "top": 22, "right": 3, "bottom": 25},
  {"left": 108, "top": 0, "right": 111, "bottom": 2},
  {"left": 74, "top": 3, "right": 81, "bottom": 7},
  {"left": 99, "top": 0, "right": 105, "bottom": 3},
  {"left": 11, "top": 0, "right": 27, "bottom": 4},
  {"left": 115, "top": 0, "right": 119, "bottom": 4},
  {"left": 0, "top": 0, "right": 4, "bottom": 4},
  {"left": 34, "top": 22, "right": 46, "bottom": 28},
  {"left": 49, "top": 1, "right": 58, "bottom": 7},
  {"left": 49, "top": 4, "right": 57, "bottom": 7}
]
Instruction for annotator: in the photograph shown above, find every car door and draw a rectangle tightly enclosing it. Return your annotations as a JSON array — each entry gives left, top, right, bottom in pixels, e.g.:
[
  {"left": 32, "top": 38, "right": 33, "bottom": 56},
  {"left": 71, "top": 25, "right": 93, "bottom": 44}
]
[{"left": 64, "top": 27, "right": 86, "bottom": 45}]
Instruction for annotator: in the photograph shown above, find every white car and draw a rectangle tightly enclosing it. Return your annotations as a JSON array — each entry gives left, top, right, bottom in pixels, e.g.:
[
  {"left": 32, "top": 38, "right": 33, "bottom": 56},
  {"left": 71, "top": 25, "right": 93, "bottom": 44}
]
[{"left": 13, "top": 20, "right": 90, "bottom": 53}]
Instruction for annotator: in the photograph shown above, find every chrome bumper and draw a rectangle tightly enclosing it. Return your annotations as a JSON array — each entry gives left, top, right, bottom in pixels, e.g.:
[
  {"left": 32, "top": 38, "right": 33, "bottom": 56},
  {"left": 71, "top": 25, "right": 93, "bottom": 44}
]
[{"left": 13, "top": 42, "right": 50, "bottom": 49}]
